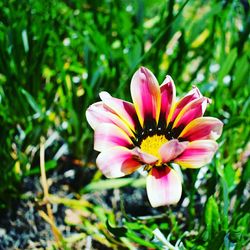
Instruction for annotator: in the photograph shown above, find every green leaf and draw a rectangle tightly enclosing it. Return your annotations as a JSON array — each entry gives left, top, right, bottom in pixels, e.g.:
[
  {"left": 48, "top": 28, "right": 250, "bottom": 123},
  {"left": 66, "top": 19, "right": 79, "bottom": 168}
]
[
  {"left": 21, "top": 29, "right": 29, "bottom": 53},
  {"left": 106, "top": 220, "right": 159, "bottom": 248},
  {"left": 81, "top": 177, "right": 145, "bottom": 194},
  {"left": 234, "top": 54, "right": 249, "bottom": 91},
  {"left": 25, "top": 160, "right": 57, "bottom": 176},
  {"left": 206, "top": 231, "right": 226, "bottom": 249},
  {"left": 81, "top": 178, "right": 133, "bottom": 193},
  {"left": 126, "top": 230, "right": 158, "bottom": 248},
  {"left": 106, "top": 220, "right": 128, "bottom": 238},
  {"left": 220, "top": 178, "right": 229, "bottom": 230},
  {"left": 224, "top": 164, "right": 236, "bottom": 191},
  {"left": 218, "top": 48, "right": 238, "bottom": 84},
  {"left": 205, "top": 196, "right": 221, "bottom": 239},
  {"left": 20, "top": 88, "right": 43, "bottom": 117}
]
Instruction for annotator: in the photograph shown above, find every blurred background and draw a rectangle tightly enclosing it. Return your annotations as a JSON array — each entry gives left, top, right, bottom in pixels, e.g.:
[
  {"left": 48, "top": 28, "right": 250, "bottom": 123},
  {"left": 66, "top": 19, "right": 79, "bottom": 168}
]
[{"left": 0, "top": 0, "right": 249, "bottom": 249}]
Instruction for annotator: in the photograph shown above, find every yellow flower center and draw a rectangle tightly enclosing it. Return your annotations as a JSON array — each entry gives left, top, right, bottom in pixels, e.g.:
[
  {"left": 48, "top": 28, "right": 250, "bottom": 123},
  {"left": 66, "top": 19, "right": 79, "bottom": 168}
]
[{"left": 140, "top": 134, "right": 168, "bottom": 166}]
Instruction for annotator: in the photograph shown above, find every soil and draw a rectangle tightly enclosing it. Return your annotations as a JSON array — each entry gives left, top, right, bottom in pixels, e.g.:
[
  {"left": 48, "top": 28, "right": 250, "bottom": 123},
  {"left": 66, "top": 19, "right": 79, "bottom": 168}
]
[{"left": 0, "top": 157, "right": 158, "bottom": 250}]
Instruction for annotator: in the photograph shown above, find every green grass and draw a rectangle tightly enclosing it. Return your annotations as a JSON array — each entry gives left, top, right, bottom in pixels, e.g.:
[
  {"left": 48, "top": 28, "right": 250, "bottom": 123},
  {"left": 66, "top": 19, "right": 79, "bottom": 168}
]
[{"left": 0, "top": 0, "right": 249, "bottom": 249}]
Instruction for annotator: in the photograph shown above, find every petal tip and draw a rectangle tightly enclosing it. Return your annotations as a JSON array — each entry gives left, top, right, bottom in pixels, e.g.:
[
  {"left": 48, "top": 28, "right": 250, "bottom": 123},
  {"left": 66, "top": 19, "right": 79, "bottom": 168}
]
[
  {"left": 99, "top": 91, "right": 110, "bottom": 100},
  {"left": 165, "top": 74, "right": 174, "bottom": 82},
  {"left": 146, "top": 167, "right": 182, "bottom": 207}
]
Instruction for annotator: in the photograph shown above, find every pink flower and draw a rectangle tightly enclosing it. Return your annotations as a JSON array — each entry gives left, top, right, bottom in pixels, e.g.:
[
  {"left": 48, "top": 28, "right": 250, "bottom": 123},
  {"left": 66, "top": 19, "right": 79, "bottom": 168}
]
[{"left": 86, "top": 67, "right": 223, "bottom": 207}]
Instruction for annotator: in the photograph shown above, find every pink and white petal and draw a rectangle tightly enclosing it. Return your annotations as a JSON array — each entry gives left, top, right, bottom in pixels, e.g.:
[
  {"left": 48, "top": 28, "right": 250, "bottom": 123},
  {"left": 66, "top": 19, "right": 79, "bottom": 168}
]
[
  {"left": 174, "top": 140, "right": 218, "bottom": 169},
  {"left": 96, "top": 146, "right": 142, "bottom": 178},
  {"left": 130, "top": 67, "right": 161, "bottom": 128},
  {"left": 179, "top": 117, "right": 223, "bottom": 141},
  {"left": 160, "top": 75, "right": 176, "bottom": 125},
  {"left": 170, "top": 86, "right": 202, "bottom": 123},
  {"left": 173, "top": 97, "right": 209, "bottom": 129},
  {"left": 146, "top": 167, "right": 182, "bottom": 207},
  {"left": 86, "top": 102, "right": 134, "bottom": 137},
  {"left": 133, "top": 147, "right": 158, "bottom": 165},
  {"left": 94, "top": 123, "right": 133, "bottom": 152},
  {"left": 100, "top": 92, "right": 137, "bottom": 132},
  {"left": 159, "top": 139, "right": 188, "bottom": 163},
  {"left": 86, "top": 102, "right": 106, "bottom": 130}
]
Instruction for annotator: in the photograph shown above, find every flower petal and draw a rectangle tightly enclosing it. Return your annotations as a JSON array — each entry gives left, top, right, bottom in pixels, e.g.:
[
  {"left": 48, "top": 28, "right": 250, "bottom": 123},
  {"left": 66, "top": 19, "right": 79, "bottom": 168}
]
[
  {"left": 170, "top": 86, "right": 202, "bottom": 123},
  {"left": 86, "top": 102, "right": 105, "bottom": 130},
  {"left": 179, "top": 117, "right": 223, "bottom": 141},
  {"left": 130, "top": 67, "right": 161, "bottom": 128},
  {"left": 100, "top": 92, "right": 137, "bottom": 132},
  {"left": 96, "top": 146, "right": 142, "bottom": 178},
  {"left": 174, "top": 140, "right": 218, "bottom": 168},
  {"left": 133, "top": 147, "right": 158, "bottom": 165},
  {"left": 94, "top": 123, "right": 133, "bottom": 152},
  {"left": 172, "top": 97, "right": 210, "bottom": 132},
  {"left": 159, "top": 139, "right": 188, "bottom": 163},
  {"left": 159, "top": 75, "right": 176, "bottom": 126},
  {"left": 86, "top": 102, "right": 134, "bottom": 137},
  {"left": 146, "top": 167, "right": 182, "bottom": 207}
]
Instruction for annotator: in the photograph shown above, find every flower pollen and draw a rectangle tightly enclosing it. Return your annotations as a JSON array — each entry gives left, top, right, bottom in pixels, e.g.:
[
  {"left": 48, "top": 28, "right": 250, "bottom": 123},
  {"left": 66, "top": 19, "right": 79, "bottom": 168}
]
[{"left": 140, "top": 134, "right": 168, "bottom": 165}]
